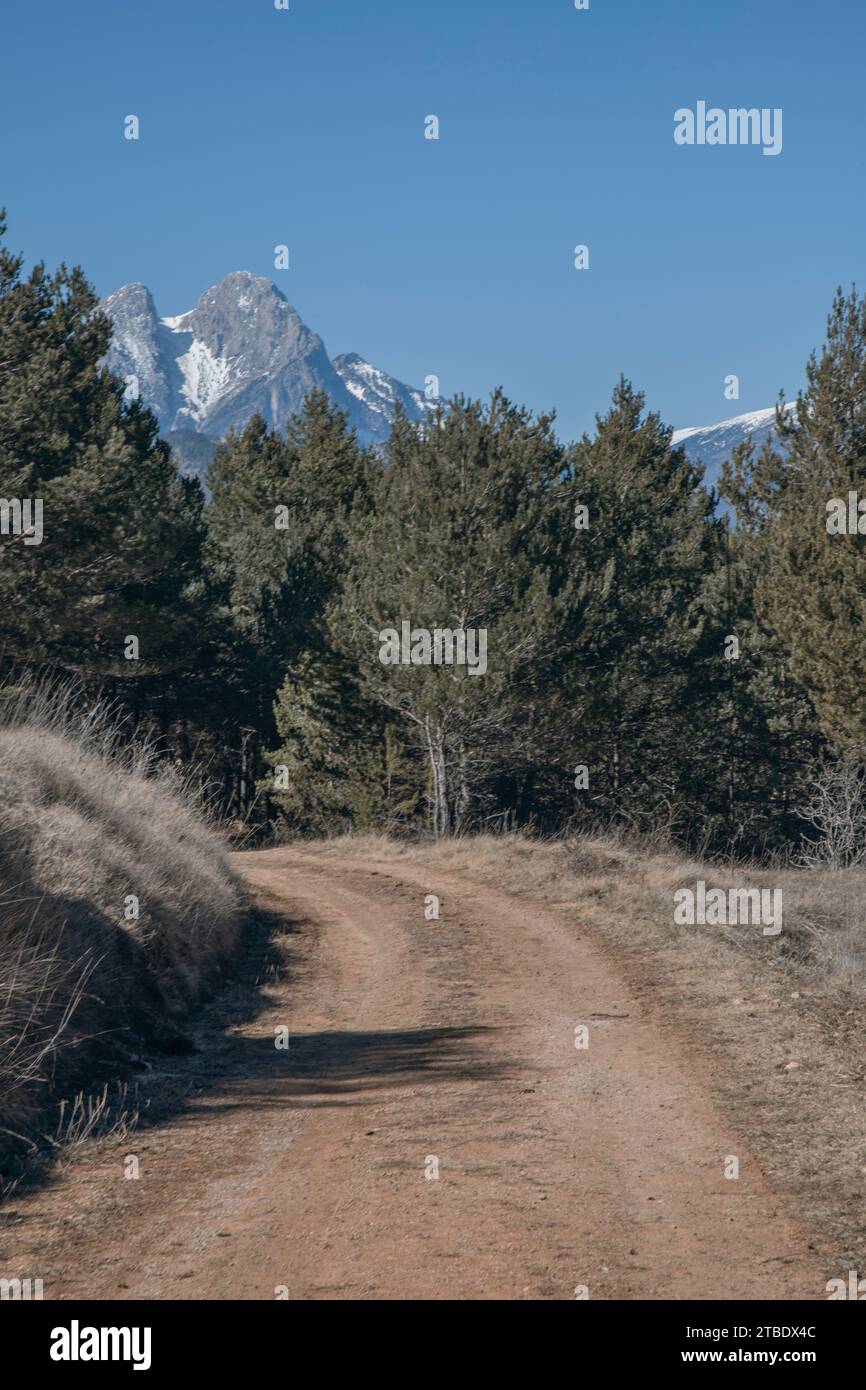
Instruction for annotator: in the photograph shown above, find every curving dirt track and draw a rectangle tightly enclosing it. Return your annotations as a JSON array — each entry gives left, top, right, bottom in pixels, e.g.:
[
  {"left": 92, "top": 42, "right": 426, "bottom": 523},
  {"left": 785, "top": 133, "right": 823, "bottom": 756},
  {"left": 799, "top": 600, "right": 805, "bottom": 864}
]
[{"left": 0, "top": 847, "right": 826, "bottom": 1300}]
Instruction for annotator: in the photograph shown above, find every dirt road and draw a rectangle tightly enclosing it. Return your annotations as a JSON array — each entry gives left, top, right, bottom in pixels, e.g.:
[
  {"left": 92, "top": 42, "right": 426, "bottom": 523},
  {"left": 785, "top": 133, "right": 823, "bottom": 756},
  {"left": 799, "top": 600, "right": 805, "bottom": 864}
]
[{"left": 1, "top": 847, "right": 826, "bottom": 1300}]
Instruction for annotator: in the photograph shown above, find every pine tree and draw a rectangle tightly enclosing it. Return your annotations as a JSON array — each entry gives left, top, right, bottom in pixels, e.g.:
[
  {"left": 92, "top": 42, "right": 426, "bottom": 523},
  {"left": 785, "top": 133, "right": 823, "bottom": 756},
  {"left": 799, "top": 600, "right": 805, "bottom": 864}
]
[
  {"left": 0, "top": 211, "right": 212, "bottom": 702},
  {"left": 333, "top": 392, "right": 570, "bottom": 836},
  {"left": 558, "top": 378, "right": 723, "bottom": 836},
  {"left": 752, "top": 289, "right": 866, "bottom": 749},
  {"left": 266, "top": 653, "right": 423, "bottom": 835},
  {"left": 714, "top": 440, "right": 822, "bottom": 850},
  {"left": 204, "top": 392, "right": 372, "bottom": 818}
]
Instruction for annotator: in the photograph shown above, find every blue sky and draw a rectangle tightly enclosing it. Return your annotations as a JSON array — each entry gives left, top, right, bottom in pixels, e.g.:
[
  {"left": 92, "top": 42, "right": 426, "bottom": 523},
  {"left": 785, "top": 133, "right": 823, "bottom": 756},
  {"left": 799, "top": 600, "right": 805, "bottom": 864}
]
[{"left": 1, "top": 0, "right": 864, "bottom": 440}]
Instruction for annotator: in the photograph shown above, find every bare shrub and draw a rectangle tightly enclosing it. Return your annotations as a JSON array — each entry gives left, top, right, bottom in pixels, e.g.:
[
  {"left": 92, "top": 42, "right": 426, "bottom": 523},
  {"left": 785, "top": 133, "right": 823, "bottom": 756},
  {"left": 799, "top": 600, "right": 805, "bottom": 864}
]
[{"left": 796, "top": 751, "right": 866, "bottom": 868}]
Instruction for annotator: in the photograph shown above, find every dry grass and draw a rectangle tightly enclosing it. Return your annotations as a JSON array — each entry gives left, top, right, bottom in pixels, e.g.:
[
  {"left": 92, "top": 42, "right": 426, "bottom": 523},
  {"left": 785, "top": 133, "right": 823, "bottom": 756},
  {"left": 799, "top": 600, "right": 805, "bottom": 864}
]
[
  {"left": 313, "top": 828, "right": 866, "bottom": 1266},
  {"left": 0, "top": 683, "right": 243, "bottom": 1175}
]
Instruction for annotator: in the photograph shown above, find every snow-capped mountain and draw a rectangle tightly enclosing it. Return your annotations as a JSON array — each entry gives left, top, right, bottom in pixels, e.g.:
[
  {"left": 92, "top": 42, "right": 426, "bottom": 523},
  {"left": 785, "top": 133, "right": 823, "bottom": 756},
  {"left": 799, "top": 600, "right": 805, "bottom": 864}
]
[
  {"left": 672, "top": 402, "right": 796, "bottom": 488},
  {"left": 100, "top": 272, "right": 434, "bottom": 479}
]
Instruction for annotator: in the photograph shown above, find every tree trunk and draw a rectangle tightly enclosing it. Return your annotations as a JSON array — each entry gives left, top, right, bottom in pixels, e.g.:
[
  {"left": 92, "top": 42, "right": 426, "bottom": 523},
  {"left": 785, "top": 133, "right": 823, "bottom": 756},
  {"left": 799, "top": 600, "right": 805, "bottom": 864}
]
[{"left": 425, "top": 719, "right": 450, "bottom": 839}]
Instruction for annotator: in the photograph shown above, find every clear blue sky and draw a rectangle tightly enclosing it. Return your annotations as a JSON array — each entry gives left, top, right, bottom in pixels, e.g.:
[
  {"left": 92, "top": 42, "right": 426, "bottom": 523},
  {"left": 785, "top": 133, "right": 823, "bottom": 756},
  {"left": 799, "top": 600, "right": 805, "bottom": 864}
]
[{"left": 2, "top": 0, "right": 864, "bottom": 439}]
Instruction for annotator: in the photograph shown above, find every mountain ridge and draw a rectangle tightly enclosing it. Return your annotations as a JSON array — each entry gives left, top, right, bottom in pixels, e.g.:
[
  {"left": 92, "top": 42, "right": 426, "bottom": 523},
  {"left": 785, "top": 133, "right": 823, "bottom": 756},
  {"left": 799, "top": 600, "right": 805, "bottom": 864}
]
[{"left": 101, "top": 272, "right": 792, "bottom": 493}]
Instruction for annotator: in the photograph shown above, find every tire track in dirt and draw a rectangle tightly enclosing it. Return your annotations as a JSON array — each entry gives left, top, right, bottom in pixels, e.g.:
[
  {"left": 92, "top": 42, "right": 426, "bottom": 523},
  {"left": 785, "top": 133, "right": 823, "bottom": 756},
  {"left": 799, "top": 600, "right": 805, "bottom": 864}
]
[{"left": 0, "top": 847, "right": 826, "bottom": 1299}]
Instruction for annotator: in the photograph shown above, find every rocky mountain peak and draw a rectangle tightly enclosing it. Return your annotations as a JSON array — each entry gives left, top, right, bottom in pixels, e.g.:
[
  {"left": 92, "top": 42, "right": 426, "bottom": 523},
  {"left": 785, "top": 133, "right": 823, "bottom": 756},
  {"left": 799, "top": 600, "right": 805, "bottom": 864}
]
[{"left": 99, "top": 273, "right": 434, "bottom": 476}]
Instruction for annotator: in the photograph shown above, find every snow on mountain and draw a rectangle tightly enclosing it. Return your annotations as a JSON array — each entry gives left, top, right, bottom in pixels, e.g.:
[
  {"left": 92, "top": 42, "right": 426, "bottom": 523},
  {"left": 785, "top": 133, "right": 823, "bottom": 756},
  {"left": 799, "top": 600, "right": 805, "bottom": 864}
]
[
  {"left": 332, "top": 351, "right": 434, "bottom": 423},
  {"left": 100, "top": 272, "right": 434, "bottom": 480},
  {"left": 173, "top": 338, "right": 233, "bottom": 424},
  {"left": 672, "top": 402, "right": 796, "bottom": 487}
]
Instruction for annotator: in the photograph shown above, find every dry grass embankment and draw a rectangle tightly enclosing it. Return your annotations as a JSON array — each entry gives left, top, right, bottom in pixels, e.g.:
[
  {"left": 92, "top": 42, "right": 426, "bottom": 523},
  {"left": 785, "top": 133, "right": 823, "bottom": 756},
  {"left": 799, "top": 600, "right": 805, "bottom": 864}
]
[{"left": 0, "top": 686, "right": 242, "bottom": 1177}]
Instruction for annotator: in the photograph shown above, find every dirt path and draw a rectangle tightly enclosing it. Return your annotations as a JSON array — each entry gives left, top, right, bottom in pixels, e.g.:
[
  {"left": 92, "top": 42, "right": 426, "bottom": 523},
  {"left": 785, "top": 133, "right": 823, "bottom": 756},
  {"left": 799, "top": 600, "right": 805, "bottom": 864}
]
[{"left": 0, "top": 847, "right": 827, "bottom": 1300}]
